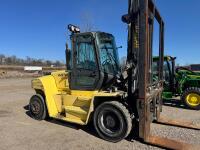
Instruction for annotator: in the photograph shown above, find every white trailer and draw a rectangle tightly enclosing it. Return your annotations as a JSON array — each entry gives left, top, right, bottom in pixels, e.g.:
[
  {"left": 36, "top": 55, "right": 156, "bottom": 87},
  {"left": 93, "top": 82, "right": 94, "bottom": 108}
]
[{"left": 24, "top": 66, "right": 42, "bottom": 71}]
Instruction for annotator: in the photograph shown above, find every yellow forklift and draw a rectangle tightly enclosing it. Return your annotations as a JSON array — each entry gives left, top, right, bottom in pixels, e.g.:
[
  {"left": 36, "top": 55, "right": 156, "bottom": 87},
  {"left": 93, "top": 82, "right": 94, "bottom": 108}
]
[{"left": 29, "top": 0, "right": 199, "bottom": 149}]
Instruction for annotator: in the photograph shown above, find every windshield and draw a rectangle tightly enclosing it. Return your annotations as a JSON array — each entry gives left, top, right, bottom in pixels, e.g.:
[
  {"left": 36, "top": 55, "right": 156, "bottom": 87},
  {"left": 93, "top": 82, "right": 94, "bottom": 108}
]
[
  {"left": 163, "top": 60, "right": 172, "bottom": 82},
  {"left": 97, "top": 33, "right": 120, "bottom": 74},
  {"left": 153, "top": 59, "right": 172, "bottom": 83},
  {"left": 152, "top": 61, "right": 159, "bottom": 82}
]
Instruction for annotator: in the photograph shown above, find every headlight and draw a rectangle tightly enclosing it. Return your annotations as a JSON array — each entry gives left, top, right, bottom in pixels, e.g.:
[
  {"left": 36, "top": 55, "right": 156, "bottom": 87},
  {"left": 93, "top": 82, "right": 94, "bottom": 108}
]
[{"left": 68, "top": 24, "right": 80, "bottom": 33}]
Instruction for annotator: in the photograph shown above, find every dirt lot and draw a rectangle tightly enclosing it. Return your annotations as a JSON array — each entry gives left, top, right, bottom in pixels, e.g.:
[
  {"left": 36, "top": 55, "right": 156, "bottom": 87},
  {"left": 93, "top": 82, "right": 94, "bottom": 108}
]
[
  {"left": 0, "top": 70, "right": 40, "bottom": 79},
  {"left": 0, "top": 78, "right": 199, "bottom": 150}
]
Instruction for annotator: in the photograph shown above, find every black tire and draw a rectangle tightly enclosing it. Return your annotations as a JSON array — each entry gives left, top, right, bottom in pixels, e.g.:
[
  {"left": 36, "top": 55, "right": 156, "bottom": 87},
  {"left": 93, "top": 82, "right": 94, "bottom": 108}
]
[
  {"left": 93, "top": 101, "right": 132, "bottom": 142},
  {"left": 29, "top": 94, "right": 47, "bottom": 120},
  {"left": 182, "top": 87, "right": 200, "bottom": 110}
]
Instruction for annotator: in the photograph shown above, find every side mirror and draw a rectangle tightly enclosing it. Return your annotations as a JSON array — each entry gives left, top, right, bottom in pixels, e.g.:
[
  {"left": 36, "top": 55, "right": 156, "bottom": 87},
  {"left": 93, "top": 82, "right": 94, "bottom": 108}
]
[{"left": 122, "top": 14, "right": 131, "bottom": 24}]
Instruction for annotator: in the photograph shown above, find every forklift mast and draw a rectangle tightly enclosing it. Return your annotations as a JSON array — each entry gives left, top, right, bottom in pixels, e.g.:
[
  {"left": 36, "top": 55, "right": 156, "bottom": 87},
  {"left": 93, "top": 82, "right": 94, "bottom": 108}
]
[
  {"left": 123, "top": 0, "right": 164, "bottom": 139},
  {"left": 123, "top": 0, "right": 200, "bottom": 149}
]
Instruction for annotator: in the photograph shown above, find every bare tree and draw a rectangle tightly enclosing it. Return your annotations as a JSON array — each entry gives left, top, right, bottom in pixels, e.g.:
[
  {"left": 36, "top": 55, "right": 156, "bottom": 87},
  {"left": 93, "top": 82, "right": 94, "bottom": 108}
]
[
  {"left": 80, "top": 11, "right": 96, "bottom": 32},
  {"left": 0, "top": 54, "right": 5, "bottom": 65},
  {"left": 0, "top": 54, "right": 64, "bottom": 67},
  {"left": 120, "top": 56, "right": 127, "bottom": 71},
  {"left": 10, "top": 55, "right": 17, "bottom": 64},
  {"left": 55, "top": 60, "right": 62, "bottom": 67},
  {"left": 45, "top": 60, "right": 52, "bottom": 66}
]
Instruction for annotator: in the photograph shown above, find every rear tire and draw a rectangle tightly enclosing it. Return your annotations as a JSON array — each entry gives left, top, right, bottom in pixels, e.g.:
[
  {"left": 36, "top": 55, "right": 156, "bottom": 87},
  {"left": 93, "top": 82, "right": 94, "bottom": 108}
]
[
  {"left": 182, "top": 87, "right": 200, "bottom": 110},
  {"left": 93, "top": 101, "right": 132, "bottom": 142},
  {"left": 29, "top": 94, "right": 47, "bottom": 120}
]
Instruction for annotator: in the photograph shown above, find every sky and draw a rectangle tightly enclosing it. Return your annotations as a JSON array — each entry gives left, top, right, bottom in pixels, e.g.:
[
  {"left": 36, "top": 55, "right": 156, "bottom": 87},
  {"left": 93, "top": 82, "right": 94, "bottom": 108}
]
[{"left": 0, "top": 0, "right": 200, "bottom": 65}]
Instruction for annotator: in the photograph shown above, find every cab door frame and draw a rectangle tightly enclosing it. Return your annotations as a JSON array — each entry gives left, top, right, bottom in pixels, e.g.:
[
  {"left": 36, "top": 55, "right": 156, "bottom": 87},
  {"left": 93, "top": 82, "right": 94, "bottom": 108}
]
[{"left": 69, "top": 33, "right": 101, "bottom": 91}]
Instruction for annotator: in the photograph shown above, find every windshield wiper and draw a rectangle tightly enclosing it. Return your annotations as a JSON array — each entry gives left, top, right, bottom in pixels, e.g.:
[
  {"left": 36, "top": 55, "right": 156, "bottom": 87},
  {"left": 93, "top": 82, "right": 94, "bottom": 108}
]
[{"left": 102, "top": 46, "right": 119, "bottom": 73}]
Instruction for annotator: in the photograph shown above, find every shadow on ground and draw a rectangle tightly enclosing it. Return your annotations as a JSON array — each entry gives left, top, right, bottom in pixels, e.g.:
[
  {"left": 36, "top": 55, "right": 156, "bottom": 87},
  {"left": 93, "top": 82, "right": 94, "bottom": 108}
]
[
  {"left": 23, "top": 104, "right": 169, "bottom": 149},
  {"left": 23, "top": 104, "right": 145, "bottom": 144},
  {"left": 24, "top": 105, "right": 80, "bottom": 130}
]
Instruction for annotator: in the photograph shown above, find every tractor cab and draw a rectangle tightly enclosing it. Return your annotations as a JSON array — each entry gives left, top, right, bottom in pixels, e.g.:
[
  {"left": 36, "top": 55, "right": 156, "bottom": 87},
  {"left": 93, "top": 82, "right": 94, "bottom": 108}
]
[
  {"left": 66, "top": 25, "right": 120, "bottom": 91},
  {"left": 154, "top": 55, "right": 200, "bottom": 109},
  {"left": 153, "top": 56, "right": 176, "bottom": 97}
]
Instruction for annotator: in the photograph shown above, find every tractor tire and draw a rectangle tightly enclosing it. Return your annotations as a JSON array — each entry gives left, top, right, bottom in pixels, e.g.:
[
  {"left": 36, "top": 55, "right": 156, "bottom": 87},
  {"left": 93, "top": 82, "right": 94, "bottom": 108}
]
[
  {"left": 29, "top": 94, "right": 48, "bottom": 120},
  {"left": 93, "top": 101, "right": 132, "bottom": 142},
  {"left": 182, "top": 87, "right": 200, "bottom": 110}
]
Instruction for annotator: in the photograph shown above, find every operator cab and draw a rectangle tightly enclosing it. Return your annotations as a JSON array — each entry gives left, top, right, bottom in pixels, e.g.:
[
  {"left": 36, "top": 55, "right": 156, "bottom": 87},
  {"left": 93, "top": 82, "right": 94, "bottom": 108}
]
[
  {"left": 153, "top": 56, "right": 176, "bottom": 92},
  {"left": 66, "top": 25, "right": 120, "bottom": 91}
]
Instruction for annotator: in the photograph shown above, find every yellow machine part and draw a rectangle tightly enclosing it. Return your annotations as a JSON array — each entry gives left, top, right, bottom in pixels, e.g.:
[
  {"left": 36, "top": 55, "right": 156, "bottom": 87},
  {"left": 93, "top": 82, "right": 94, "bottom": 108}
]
[
  {"left": 186, "top": 93, "right": 200, "bottom": 107},
  {"left": 32, "top": 70, "right": 122, "bottom": 125}
]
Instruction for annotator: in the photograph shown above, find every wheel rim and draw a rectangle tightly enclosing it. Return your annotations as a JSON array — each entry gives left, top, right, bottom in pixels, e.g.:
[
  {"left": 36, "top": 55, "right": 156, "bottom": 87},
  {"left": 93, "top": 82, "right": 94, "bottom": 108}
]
[
  {"left": 30, "top": 100, "right": 41, "bottom": 115},
  {"left": 186, "top": 93, "right": 200, "bottom": 107},
  {"left": 98, "top": 109, "right": 123, "bottom": 136}
]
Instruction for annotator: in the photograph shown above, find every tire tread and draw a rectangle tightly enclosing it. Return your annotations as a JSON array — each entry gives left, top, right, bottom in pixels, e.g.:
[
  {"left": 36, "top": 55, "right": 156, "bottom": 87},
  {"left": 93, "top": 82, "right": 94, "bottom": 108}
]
[{"left": 93, "top": 101, "right": 132, "bottom": 142}]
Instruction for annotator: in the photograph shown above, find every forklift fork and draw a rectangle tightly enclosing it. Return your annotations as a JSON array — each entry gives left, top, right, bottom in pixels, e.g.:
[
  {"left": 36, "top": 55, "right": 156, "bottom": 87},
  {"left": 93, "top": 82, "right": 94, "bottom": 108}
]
[
  {"left": 146, "top": 135, "right": 200, "bottom": 150},
  {"left": 138, "top": 96, "right": 200, "bottom": 150},
  {"left": 156, "top": 116, "right": 200, "bottom": 130},
  {"left": 146, "top": 115, "right": 200, "bottom": 149}
]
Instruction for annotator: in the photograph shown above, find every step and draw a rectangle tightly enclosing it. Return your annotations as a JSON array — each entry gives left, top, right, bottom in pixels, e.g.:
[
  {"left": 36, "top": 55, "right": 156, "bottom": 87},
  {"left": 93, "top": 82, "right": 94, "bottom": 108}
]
[
  {"left": 77, "top": 96, "right": 91, "bottom": 101},
  {"left": 55, "top": 111, "right": 86, "bottom": 125},
  {"left": 64, "top": 106, "right": 88, "bottom": 115},
  {"left": 73, "top": 97, "right": 91, "bottom": 107},
  {"left": 65, "top": 117, "right": 85, "bottom": 125}
]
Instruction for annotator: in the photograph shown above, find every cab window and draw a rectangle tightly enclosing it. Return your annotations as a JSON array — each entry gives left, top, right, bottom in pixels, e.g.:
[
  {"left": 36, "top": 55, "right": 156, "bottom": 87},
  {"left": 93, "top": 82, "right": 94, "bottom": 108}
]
[{"left": 76, "top": 35, "right": 97, "bottom": 71}]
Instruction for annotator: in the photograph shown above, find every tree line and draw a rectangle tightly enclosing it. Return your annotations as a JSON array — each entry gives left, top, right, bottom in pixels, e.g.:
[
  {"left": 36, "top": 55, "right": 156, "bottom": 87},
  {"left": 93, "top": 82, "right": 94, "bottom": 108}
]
[{"left": 0, "top": 54, "right": 64, "bottom": 67}]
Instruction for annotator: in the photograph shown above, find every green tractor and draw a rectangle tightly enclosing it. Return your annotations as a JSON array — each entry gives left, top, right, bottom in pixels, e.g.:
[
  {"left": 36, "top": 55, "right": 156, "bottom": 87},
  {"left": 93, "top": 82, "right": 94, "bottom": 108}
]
[{"left": 153, "top": 56, "right": 200, "bottom": 110}]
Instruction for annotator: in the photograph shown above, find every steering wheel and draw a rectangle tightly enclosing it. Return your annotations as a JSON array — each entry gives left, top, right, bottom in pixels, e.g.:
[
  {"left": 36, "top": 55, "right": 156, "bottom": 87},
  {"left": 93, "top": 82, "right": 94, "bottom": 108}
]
[
  {"left": 102, "top": 59, "right": 111, "bottom": 67},
  {"left": 102, "top": 59, "right": 116, "bottom": 73}
]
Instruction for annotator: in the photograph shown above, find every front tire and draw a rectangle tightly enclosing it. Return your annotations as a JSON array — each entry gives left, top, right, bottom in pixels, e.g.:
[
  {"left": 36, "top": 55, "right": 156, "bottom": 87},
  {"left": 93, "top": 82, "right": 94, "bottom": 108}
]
[
  {"left": 93, "top": 101, "right": 132, "bottom": 142},
  {"left": 29, "top": 94, "right": 47, "bottom": 120},
  {"left": 182, "top": 87, "right": 200, "bottom": 110}
]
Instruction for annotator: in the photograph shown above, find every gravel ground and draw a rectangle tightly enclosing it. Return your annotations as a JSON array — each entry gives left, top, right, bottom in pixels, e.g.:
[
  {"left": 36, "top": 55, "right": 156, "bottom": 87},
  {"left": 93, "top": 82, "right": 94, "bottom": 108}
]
[
  {"left": 0, "top": 78, "right": 199, "bottom": 150},
  {"left": 0, "top": 70, "right": 40, "bottom": 79}
]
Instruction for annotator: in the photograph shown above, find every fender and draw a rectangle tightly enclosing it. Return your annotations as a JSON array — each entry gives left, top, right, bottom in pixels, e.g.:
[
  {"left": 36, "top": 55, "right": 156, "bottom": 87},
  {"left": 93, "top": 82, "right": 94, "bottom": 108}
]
[{"left": 32, "top": 75, "right": 60, "bottom": 117}]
